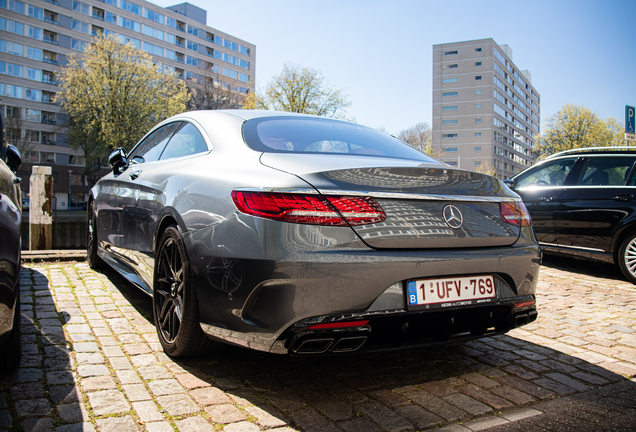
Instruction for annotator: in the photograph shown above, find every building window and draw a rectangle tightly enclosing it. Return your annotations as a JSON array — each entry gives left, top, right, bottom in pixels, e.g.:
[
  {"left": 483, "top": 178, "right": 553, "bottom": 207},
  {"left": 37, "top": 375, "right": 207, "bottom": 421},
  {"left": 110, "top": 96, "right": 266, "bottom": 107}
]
[
  {"left": 475, "top": 90, "right": 482, "bottom": 95},
  {"left": 475, "top": 48, "right": 482, "bottom": 52},
  {"left": 475, "top": 146, "right": 481, "bottom": 151},
  {"left": 442, "top": 78, "right": 457, "bottom": 83},
  {"left": 443, "top": 147, "right": 458, "bottom": 152},
  {"left": 475, "top": 132, "right": 481, "bottom": 137},
  {"left": 442, "top": 64, "right": 458, "bottom": 69},
  {"left": 442, "top": 120, "right": 457, "bottom": 125},
  {"left": 475, "top": 61, "right": 482, "bottom": 66},
  {"left": 474, "top": 161, "right": 482, "bottom": 166},
  {"left": 442, "top": 105, "right": 458, "bottom": 111},
  {"left": 443, "top": 50, "right": 458, "bottom": 55},
  {"left": 475, "top": 75, "right": 482, "bottom": 80},
  {"left": 442, "top": 134, "right": 458, "bottom": 138},
  {"left": 475, "top": 104, "right": 482, "bottom": 109},
  {"left": 442, "top": 92, "right": 458, "bottom": 97},
  {"left": 475, "top": 118, "right": 482, "bottom": 123}
]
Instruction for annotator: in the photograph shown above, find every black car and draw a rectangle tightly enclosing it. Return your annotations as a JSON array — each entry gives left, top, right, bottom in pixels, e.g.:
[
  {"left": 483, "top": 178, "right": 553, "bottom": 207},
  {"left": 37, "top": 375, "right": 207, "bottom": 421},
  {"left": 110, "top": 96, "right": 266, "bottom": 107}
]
[
  {"left": 0, "top": 136, "right": 23, "bottom": 370},
  {"left": 506, "top": 147, "right": 636, "bottom": 283}
]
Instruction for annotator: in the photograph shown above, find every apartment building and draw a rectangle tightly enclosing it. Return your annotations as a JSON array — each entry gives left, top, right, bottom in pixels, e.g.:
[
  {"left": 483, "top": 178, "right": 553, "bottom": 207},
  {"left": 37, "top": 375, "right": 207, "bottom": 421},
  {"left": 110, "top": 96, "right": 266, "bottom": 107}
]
[
  {"left": 0, "top": 0, "right": 255, "bottom": 209},
  {"left": 432, "top": 38, "right": 539, "bottom": 179}
]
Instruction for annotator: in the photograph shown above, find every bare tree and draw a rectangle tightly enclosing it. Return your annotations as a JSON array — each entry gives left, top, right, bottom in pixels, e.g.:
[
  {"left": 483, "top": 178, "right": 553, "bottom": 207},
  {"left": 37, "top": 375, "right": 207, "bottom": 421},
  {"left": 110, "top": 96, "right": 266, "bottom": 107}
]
[
  {"left": 397, "top": 122, "right": 433, "bottom": 155},
  {"left": 3, "top": 113, "right": 36, "bottom": 157},
  {"left": 187, "top": 67, "right": 247, "bottom": 111}
]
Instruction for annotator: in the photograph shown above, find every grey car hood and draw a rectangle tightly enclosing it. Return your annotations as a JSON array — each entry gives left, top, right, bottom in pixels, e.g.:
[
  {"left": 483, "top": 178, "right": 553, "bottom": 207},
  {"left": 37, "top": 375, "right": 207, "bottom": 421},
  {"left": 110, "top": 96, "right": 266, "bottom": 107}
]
[{"left": 260, "top": 153, "right": 521, "bottom": 249}]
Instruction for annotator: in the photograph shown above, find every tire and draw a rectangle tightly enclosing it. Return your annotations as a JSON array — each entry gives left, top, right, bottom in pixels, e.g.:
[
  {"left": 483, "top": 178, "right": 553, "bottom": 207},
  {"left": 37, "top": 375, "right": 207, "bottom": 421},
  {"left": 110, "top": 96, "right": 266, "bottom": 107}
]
[
  {"left": 0, "top": 294, "right": 22, "bottom": 371},
  {"left": 153, "top": 225, "right": 211, "bottom": 357},
  {"left": 618, "top": 232, "right": 636, "bottom": 284},
  {"left": 87, "top": 201, "right": 104, "bottom": 269}
]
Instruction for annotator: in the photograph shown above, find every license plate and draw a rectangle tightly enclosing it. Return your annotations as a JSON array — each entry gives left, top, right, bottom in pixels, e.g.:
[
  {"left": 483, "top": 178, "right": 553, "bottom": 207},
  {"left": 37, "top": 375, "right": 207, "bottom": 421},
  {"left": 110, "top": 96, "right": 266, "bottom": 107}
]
[{"left": 407, "top": 275, "right": 496, "bottom": 309}]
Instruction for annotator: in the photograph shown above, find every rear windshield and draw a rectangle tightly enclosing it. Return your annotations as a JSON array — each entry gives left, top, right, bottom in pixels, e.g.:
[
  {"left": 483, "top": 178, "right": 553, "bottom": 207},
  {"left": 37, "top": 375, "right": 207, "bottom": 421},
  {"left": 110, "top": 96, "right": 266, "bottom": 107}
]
[{"left": 243, "top": 117, "right": 439, "bottom": 163}]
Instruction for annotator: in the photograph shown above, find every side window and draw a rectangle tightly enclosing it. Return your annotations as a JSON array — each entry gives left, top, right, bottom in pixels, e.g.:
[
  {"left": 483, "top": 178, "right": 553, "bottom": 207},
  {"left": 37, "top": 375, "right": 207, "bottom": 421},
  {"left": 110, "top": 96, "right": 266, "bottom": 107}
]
[
  {"left": 577, "top": 157, "right": 636, "bottom": 186},
  {"left": 128, "top": 122, "right": 181, "bottom": 164},
  {"left": 516, "top": 158, "right": 577, "bottom": 188},
  {"left": 159, "top": 122, "right": 208, "bottom": 161}
]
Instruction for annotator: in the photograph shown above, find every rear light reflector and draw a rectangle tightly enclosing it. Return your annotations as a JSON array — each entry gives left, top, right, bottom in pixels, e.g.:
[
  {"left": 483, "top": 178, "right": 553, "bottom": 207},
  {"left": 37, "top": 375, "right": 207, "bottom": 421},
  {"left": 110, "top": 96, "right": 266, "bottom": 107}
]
[
  {"left": 500, "top": 201, "right": 532, "bottom": 227},
  {"left": 309, "top": 320, "right": 369, "bottom": 330},
  {"left": 515, "top": 300, "right": 536, "bottom": 308},
  {"left": 232, "top": 191, "right": 386, "bottom": 226}
]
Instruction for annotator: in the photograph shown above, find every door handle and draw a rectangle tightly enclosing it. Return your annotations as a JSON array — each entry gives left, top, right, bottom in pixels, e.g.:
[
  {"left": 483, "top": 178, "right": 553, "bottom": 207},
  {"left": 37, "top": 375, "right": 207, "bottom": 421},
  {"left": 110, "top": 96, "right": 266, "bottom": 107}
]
[
  {"left": 613, "top": 194, "right": 633, "bottom": 201},
  {"left": 129, "top": 170, "right": 142, "bottom": 180},
  {"left": 540, "top": 195, "right": 554, "bottom": 202}
]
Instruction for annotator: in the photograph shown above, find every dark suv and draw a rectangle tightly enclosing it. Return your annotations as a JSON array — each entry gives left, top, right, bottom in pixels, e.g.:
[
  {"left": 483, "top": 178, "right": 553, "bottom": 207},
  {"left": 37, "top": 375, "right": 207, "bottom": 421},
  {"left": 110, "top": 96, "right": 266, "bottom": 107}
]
[{"left": 505, "top": 147, "right": 636, "bottom": 283}]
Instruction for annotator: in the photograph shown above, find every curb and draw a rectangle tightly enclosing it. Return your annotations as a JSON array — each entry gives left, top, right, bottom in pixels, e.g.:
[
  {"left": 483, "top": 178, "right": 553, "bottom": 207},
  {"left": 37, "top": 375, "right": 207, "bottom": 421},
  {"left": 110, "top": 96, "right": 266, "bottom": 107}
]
[{"left": 21, "top": 249, "right": 86, "bottom": 263}]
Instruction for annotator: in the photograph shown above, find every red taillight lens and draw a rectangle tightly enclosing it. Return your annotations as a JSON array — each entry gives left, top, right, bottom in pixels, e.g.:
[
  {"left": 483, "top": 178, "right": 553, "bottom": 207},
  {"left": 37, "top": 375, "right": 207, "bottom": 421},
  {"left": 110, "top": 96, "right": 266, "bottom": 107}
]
[
  {"left": 231, "top": 191, "right": 386, "bottom": 226},
  {"left": 309, "top": 320, "right": 369, "bottom": 330},
  {"left": 500, "top": 201, "right": 532, "bottom": 227}
]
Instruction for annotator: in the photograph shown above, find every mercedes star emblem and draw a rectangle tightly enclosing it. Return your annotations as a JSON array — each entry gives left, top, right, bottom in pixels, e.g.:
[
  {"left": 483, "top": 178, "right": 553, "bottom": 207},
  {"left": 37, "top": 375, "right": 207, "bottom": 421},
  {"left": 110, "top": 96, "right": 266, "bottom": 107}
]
[{"left": 443, "top": 205, "right": 463, "bottom": 229}]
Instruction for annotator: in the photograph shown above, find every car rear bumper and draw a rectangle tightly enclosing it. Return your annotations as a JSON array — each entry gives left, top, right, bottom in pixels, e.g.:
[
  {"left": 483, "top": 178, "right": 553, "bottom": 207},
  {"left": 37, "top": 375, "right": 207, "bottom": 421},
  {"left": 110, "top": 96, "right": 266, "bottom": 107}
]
[{"left": 192, "top": 241, "right": 541, "bottom": 354}]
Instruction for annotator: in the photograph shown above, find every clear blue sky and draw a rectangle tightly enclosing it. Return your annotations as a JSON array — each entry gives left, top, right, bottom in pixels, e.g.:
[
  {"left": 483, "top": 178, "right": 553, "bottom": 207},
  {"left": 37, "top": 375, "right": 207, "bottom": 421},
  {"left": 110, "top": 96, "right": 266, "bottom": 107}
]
[{"left": 153, "top": 0, "right": 636, "bottom": 135}]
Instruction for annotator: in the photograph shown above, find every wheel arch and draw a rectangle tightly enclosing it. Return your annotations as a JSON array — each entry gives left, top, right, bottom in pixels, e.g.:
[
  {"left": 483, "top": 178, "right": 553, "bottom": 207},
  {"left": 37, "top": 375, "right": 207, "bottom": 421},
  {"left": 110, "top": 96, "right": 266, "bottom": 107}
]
[{"left": 612, "top": 223, "right": 636, "bottom": 265}]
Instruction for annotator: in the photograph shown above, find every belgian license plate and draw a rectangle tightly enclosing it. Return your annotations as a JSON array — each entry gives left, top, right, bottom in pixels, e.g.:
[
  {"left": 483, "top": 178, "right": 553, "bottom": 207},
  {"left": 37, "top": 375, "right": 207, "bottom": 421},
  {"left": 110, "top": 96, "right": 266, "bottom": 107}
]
[{"left": 407, "top": 275, "right": 496, "bottom": 309}]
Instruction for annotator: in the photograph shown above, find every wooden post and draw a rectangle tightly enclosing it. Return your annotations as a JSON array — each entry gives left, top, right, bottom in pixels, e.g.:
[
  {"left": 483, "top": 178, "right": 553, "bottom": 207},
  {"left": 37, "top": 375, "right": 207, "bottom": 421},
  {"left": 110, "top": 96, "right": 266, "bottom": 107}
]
[{"left": 29, "top": 166, "right": 54, "bottom": 250}]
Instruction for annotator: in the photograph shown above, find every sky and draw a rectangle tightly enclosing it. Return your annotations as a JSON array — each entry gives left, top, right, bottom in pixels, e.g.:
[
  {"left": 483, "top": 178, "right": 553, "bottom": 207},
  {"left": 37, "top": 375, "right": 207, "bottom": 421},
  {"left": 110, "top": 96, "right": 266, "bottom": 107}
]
[{"left": 152, "top": 0, "right": 636, "bottom": 136}]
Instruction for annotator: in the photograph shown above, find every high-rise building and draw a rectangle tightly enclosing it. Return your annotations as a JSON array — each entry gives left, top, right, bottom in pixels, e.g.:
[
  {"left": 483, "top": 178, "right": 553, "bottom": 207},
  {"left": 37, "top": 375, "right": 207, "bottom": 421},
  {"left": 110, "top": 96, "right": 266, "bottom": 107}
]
[
  {"left": 432, "top": 38, "right": 539, "bottom": 179},
  {"left": 0, "top": 0, "right": 255, "bottom": 209}
]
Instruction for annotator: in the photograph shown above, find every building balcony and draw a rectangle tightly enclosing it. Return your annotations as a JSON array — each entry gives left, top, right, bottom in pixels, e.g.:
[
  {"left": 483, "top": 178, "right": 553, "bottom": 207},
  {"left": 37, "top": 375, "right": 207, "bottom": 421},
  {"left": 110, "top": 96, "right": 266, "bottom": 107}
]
[
  {"left": 44, "top": 0, "right": 60, "bottom": 4},
  {"left": 41, "top": 118, "right": 56, "bottom": 125},
  {"left": 43, "top": 58, "right": 58, "bottom": 65},
  {"left": 175, "top": 58, "right": 185, "bottom": 64},
  {"left": 44, "top": 38, "right": 59, "bottom": 45},
  {"left": 175, "top": 42, "right": 185, "bottom": 48},
  {"left": 42, "top": 78, "right": 58, "bottom": 85},
  {"left": 44, "top": 18, "right": 59, "bottom": 25},
  {"left": 41, "top": 98, "right": 55, "bottom": 104}
]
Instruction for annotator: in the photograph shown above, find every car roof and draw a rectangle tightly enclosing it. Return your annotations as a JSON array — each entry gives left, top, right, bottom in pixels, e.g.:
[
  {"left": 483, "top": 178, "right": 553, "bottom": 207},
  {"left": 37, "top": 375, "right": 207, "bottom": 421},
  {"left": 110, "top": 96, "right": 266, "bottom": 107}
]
[{"left": 545, "top": 146, "right": 636, "bottom": 160}]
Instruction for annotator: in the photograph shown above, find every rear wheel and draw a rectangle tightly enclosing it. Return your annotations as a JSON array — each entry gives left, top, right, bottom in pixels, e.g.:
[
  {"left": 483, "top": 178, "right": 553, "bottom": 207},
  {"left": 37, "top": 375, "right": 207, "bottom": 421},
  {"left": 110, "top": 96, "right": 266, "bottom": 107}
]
[
  {"left": 87, "top": 201, "right": 103, "bottom": 269},
  {"left": 0, "top": 294, "right": 21, "bottom": 371},
  {"left": 153, "top": 225, "right": 211, "bottom": 357},
  {"left": 618, "top": 233, "right": 636, "bottom": 284}
]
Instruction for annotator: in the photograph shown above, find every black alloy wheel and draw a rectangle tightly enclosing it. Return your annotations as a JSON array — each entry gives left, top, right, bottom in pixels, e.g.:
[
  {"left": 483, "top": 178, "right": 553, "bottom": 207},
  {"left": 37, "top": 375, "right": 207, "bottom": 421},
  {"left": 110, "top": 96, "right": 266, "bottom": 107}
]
[
  {"left": 86, "top": 201, "right": 103, "bottom": 269},
  {"left": 153, "top": 225, "right": 211, "bottom": 357},
  {"left": 619, "top": 232, "right": 636, "bottom": 284}
]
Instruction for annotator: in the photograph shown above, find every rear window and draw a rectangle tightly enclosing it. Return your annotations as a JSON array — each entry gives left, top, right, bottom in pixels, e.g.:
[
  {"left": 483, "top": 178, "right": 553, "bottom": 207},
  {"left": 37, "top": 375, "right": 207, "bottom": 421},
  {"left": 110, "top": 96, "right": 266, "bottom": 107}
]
[{"left": 243, "top": 117, "right": 439, "bottom": 163}]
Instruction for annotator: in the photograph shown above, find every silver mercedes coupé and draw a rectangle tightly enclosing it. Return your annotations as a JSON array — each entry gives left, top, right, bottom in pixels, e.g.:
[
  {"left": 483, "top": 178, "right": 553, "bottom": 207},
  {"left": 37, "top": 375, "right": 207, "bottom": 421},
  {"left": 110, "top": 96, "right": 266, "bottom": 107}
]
[{"left": 88, "top": 110, "right": 540, "bottom": 357}]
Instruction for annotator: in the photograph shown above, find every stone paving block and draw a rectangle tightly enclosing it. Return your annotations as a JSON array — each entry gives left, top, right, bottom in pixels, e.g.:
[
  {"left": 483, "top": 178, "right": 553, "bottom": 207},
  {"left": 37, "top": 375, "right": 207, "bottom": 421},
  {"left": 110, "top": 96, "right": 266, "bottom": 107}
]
[
  {"left": 14, "top": 398, "right": 51, "bottom": 417},
  {"left": 81, "top": 376, "right": 117, "bottom": 391},
  {"left": 189, "top": 387, "right": 232, "bottom": 406},
  {"left": 459, "top": 383, "right": 513, "bottom": 410},
  {"left": 46, "top": 371, "right": 74, "bottom": 385},
  {"left": 289, "top": 408, "right": 341, "bottom": 432},
  {"left": 570, "top": 371, "right": 609, "bottom": 385},
  {"left": 133, "top": 400, "right": 164, "bottom": 422},
  {"left": 88, "top": 389, "right": 130, "bottom": 415},
  {"left": 460, "top": 373, "right": 499, "bottom": 389},
  {"left": 72, "top": 342, "right": 99, "bottom": 353},
  {"left": 50, "top": 385, "right": 81, "bottom": 403},
  {"left": 11, "top": 368, "right": 43, "bottom": 383},
  {"left": 10, "top": 382, "right": 46, "bottom": 400},
  {"left": 117, "top": 370, "right": 142, "bottom": 384},
  {"left": 176, "top": 373, "right": 210, "bottom": 389},
  {"left": 533, "top": 378, "right": 576, "bottom": 396},
  {"left": 20, "top": 417, "right": 54, "bottom": 432},
  {"left": 144, "top": 422, "right": 174, "bottom": 432},
  {"left": 174, "top": 416, "right": 216, "bottom": 432},
  {"left": 130, "top": 354, "right": 157, "bottom": 367},
  {"left": 443, "top": 393, "right": 492, "bottom": 416},
  {"left": 157, "top": 394, "right": 200, "bottom": 416},
  {"left": 205, "top": 403, "right": 246, "bottom": 423},
  {"left": 355, "top": 401, "right": 413, "bottom": 432},
  {"left": 138, "top": 365, "right": 171, "bottom": 380},
  {"left": 77, "top": 365, "right": 109, "bottom": 377},
  {"left": 122, "top": 384, "right": 152, "bottom": 401},
  {"left": 55, "top": 422, "right": 96, "bottom": 432},
  {"left": 497, "top": 376, "right": 553, "bottom": 399},
  {"left": 419, "top": 380, "right": 459, "bottom": 397},
  {"left": 57, "top": 402, "right": 89, "bottom": 423},
  {"left": 544, "top": 372, "right": 590, "bottom": 391},
  {"left": 0, "top": 409, "right": 12, "bottom": 428},
  {"left": 148, "top": 379, "right": 185, "bottom": 395},
  {"left": 404, "top": 390, "right": 466, "bottom": 422},
  {"left": 223, "top": 422, "right": 261, "bottom": 432},
  {"left": 95, "top": 415, "right": 138, "bottom": 432},
  {"left": 490, "top": 385, "right": 534, "bottom": 405},
  {"left": 499, "top": 407, "right": 542, "bottom": 422}
]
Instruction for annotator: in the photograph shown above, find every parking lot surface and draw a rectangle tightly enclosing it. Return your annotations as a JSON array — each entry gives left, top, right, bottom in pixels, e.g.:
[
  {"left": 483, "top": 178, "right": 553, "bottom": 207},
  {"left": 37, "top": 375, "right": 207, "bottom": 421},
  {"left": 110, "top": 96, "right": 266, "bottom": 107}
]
[{"left": 1, "top": 256, "right": 635, "bottom": 432}]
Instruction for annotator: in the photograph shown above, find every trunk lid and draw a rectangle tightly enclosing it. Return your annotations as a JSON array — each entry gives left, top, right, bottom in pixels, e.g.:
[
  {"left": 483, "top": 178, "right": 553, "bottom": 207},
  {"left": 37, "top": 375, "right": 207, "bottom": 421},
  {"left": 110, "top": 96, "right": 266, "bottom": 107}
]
[{"left": 260, "top": 154, "right": 521, "bottom": 249}]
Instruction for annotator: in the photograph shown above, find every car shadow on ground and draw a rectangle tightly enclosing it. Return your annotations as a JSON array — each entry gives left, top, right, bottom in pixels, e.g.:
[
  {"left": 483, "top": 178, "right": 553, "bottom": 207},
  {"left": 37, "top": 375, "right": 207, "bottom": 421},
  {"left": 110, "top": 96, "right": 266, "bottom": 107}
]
[{"left": 541, "top": 253, "right": 627, "bottom": 282}]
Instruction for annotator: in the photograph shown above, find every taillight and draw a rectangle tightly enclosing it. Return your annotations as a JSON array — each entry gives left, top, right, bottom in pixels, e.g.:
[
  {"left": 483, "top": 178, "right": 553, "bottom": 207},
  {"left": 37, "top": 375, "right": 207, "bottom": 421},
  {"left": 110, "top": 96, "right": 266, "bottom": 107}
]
[
  {"left": 231, "top": 191, "right": 386, "bottom": 226},
  {"left": 500, "top": 201, "right": 532, "bottom": 227}
]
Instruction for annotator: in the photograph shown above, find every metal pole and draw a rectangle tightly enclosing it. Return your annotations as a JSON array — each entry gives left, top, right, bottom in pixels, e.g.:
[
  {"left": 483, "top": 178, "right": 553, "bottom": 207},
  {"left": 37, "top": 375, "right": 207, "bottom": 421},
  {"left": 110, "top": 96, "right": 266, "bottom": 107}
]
[{"left": 68, "top": 169, "right": 72, "bottom": 212}]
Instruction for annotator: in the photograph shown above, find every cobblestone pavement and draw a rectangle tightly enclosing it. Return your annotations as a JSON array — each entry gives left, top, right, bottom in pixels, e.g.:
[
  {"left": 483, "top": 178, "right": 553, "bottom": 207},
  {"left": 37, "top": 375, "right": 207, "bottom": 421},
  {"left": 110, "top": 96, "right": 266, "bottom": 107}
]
[{"left": 1, "top": 255, "right": 635, "bottom": 432}]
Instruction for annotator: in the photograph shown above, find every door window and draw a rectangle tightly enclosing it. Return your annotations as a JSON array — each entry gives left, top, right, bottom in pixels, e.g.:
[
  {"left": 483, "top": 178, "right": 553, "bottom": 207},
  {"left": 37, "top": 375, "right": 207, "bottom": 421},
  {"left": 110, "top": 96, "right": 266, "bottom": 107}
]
[
  {"left": 576, "top": 157, "right": 636, "bottom": 186},
  {"left": 159, "top": 122, "right": 208, "bottom": 160},
  {"left": 128, "top": 122, "right": 181, "bottom": 164},
  {"left": 515, "top": 158, "right": 577, "bottom": 188}
]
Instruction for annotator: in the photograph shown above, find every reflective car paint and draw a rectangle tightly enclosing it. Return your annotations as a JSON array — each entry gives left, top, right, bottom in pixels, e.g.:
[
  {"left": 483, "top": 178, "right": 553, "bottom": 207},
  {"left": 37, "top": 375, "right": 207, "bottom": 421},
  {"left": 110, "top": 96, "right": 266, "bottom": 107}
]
[{"left": 91, "top": 110, "right": 541, "bottom": 355}]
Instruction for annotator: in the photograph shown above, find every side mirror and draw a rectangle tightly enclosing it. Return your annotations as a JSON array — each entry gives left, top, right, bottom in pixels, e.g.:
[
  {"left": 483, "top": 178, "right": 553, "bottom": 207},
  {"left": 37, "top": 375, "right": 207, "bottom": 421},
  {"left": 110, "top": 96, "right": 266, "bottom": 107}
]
[
  {"left": 6, "top": 144, "right": 21, "bottom": 173},
  {"left": 503, "top": 179, "right": 516, "bottom": 188},
  {"left": 109, "top": 147, "right": 128, "bottom": 173}
]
